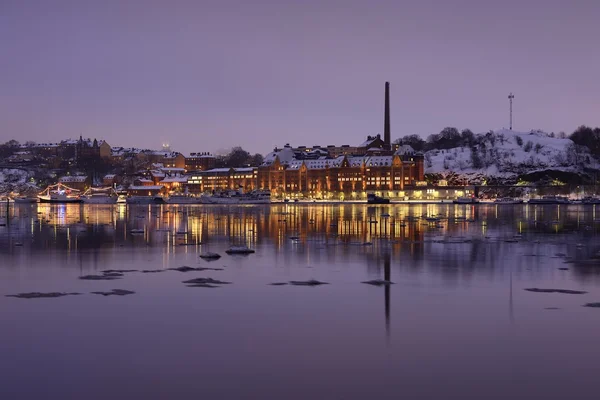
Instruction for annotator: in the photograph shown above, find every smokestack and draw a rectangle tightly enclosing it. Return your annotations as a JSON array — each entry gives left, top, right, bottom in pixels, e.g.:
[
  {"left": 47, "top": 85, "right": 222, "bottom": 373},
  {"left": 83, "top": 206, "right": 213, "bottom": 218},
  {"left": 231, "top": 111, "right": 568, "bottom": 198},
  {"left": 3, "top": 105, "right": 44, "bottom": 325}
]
[{"left": 384, "top": 82, "right": 391, "bottom": 149}]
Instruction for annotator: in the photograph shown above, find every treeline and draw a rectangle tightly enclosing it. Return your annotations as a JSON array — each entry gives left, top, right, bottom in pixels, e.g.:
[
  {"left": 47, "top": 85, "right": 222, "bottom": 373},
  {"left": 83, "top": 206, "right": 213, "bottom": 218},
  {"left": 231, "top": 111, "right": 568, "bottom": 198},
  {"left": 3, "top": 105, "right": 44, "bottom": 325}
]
[
  {"left": 570, "top": 125, "right": 600, "bottom": 157},
  {"left": 394, "top": 127, "right": 478, "bottom": 152},
  {"left": 396, "top": 125, "right": 600, "bottom": 158},
  {"left": 214, "top": 147, "right": 264, "bottom": 168}
]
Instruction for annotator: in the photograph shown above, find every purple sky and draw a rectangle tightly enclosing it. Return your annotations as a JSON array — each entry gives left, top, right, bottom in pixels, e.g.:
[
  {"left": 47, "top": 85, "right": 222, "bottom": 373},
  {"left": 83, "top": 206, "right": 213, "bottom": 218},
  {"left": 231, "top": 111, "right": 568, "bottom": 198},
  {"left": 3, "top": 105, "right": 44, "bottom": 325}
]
[{"left": 1, "top": 0, "right": 599, "bottom": 154}]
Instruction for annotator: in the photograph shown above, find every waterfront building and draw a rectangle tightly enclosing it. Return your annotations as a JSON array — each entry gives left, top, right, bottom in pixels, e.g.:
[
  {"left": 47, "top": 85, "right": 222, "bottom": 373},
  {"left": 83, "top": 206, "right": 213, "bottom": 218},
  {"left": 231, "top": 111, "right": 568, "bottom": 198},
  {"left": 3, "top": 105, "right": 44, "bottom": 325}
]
[
  {"left": 184, "top": 152, "right": 216, "bottom": 172},
  {"left": 186, "top": 167, "right": 258, "bottom": 194},
  {"left": 58, "top": 175, "right": 90, "bottom": 191}
]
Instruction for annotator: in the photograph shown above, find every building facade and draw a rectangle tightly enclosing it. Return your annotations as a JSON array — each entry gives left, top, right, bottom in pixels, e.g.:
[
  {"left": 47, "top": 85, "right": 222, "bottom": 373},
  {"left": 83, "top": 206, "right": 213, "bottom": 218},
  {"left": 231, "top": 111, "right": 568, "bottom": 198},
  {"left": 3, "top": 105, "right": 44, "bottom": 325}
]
[{"left": 185, "top": 153, "right": 216, "bottom": 172}]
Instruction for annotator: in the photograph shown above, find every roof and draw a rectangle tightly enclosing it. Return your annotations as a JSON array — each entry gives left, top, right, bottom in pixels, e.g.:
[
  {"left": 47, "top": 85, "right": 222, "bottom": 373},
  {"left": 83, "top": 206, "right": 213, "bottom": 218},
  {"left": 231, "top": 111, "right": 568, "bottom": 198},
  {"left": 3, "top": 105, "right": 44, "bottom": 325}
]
[
  {"left": 205, "top": 168, "right": 231, "bottom": 173},
  {"left": 394, "top": 145, "right": 416, "bottom": 155},
  {"left": 262, "top": 144, "right": 295, "bottom": 166},
  {"left": 59, "top": 176, "right": 88, "bottom": 182},
  {"left": 188, "top": 153, "right": 215, "bottom": 158},
  {"left": 159, "top": 177, "right": 188, "bottom": 183},
  {"left": 128, "top": 185, "right": 164, "bottom": 190},
  {"left": 348, "top": 157, "right": 365, "bottom": 167},
  {"left": 160, "top": 167, "right": 185, "bottom": 173},
  {"left": 364, "top": 156, "right": 393, "bottom": 167},
  {"left": 358, "top": 135, "right": 380, "bottom": 147},
  {"left": 233, "top": 167, "right": 254, "bottom": 173}
]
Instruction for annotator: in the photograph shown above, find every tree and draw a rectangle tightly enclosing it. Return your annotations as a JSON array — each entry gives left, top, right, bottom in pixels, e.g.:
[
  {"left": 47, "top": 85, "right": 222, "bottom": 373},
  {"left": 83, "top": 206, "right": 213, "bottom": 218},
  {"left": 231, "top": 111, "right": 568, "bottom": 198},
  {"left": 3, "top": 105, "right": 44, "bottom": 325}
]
[
  {"left": 570, "top": 125, "right": 600, "bottom": 156},
  {"left": 3, "top": 140, "right": 20, "bottom": 147},
  {"left": 515, "top": 136, "right": 523, "bottom": 146},
  {"left": 225, "top": 147, "right": 251, "bottom": 167},
  {"left": 437, "top": 127, "right": 461, "bottom": 149},
  {"left": 395, "top": 134, "right": 425, "bottom": 152},
  {"left": 470, "top": 146, "right": 483, "bottom": 169},
  {"left": 460, "top": 129, "right": 475, "bottom": 146},
  {"left": 249, "top": 153, "right": 264, "bottom": 166}
]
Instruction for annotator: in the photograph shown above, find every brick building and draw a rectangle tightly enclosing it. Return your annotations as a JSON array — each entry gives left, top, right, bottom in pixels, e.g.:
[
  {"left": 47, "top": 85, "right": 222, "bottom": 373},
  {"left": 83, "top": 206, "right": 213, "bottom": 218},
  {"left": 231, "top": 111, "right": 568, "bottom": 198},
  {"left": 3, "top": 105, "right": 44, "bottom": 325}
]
[{"left": 185, "top": 153, "right": 216, "bottom": 172}]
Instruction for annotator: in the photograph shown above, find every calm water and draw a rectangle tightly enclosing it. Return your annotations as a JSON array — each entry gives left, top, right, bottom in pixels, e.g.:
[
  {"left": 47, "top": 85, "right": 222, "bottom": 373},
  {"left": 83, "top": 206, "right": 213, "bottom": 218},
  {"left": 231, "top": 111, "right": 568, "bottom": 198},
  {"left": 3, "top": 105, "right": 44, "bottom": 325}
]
[{"left": 1, "top": 203, "right": 600, "bottom": 400}]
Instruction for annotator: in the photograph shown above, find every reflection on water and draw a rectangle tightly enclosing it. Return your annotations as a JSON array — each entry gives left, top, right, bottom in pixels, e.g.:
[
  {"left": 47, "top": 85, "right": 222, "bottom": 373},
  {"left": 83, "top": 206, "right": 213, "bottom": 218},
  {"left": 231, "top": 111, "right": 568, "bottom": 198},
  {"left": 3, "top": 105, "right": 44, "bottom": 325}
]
[
  {"left": 3, "top": 203, "right": 600, "bottom": 278},
  {"left": 1, "top": 203, "right": 600, "bottom": 400}
]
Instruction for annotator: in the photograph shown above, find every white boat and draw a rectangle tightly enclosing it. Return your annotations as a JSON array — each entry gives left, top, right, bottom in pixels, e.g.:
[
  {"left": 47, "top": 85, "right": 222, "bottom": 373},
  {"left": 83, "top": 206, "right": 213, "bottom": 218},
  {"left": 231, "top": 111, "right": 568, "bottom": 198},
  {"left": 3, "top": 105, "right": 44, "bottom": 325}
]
[
  {"left": 453, "top": 197, "right": 479, "bottom": 204},
  {"left": 165, "top": 193, "right": 202, "bottom": 204},
  {"left": 528, "top": 196, "right": 570, "bottom": 205},
  {"left": 494, "top": 197, "right": 524, "bottom": 204},
  {"left": 200, "top": 189, "right": 271, "bottom": 205},
  {"left": 81, "top": 187, "right": 118, "bottom": 204},
  {"left": 38, "top": 183, "right": 82, "bottom": 203}
]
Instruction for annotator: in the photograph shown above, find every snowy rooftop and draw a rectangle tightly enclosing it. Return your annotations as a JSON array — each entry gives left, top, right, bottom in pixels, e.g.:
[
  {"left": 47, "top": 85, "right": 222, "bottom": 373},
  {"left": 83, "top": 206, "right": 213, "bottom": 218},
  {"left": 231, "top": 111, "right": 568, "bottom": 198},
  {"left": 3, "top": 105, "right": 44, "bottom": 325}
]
[
  {"left": 233, "top": 167, "right": 254, "bottom": 173},
  {"left": 128, "top": 185, "right": 164, "bottom": 190},
  {"left": 59, "top": 176, "right": 88, "bottom": 182},
  {"left": 159, "top": 177, "right": 188, "bottom": 183},
  {"left": 394, "top": 145, "right": 416, "bottom": 155}
]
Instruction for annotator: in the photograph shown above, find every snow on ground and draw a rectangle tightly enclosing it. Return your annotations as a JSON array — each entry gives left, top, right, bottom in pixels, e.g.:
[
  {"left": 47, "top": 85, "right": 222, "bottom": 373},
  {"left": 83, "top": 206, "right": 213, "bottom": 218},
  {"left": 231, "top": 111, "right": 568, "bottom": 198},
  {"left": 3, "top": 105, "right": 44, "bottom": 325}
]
[
  {"left": 0, "top": 168, "right": 37, "bottom": 195},
  {"left": 424, "top": 129, "right": 595, "bottom": 181}
]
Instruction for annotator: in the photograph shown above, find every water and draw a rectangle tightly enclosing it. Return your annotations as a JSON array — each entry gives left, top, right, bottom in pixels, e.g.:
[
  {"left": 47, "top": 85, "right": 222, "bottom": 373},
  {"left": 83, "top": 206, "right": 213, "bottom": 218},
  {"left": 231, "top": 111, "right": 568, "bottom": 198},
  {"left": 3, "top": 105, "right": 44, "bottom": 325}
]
[{"left": 1, "top": 203, "right": 600, "bottom": 400}]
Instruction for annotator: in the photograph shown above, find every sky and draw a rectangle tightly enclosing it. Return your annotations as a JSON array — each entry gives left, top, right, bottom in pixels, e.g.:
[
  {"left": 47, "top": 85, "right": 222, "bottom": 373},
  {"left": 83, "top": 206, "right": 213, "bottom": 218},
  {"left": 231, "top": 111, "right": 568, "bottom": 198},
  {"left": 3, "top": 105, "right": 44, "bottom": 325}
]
[{"left": 1, "top": 0, "right": 599, "bottom": 155}]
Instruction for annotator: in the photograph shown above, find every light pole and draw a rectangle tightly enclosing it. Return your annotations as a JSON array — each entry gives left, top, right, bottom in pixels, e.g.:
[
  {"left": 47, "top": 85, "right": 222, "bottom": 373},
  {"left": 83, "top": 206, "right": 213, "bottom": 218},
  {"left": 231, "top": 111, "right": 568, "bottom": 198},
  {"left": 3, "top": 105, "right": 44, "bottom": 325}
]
[{"left": 508, "top": 93, "right": 515, "bottom": 130}]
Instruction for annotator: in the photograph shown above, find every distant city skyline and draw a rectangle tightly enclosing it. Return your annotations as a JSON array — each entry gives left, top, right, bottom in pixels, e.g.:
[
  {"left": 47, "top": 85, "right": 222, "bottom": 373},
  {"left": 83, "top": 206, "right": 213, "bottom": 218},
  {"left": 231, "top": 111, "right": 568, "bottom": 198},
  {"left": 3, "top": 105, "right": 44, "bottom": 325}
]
[{"left": 1, "top": 0, "right": 599, "bottom": 154}]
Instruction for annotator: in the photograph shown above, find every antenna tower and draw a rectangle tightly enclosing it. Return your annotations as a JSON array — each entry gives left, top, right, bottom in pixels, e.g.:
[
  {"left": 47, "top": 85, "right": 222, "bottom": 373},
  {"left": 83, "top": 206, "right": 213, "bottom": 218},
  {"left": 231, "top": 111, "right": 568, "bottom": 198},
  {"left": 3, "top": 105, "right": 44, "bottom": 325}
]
[{"left": 508, "top": 92, "right": 515, "bottom": 130}]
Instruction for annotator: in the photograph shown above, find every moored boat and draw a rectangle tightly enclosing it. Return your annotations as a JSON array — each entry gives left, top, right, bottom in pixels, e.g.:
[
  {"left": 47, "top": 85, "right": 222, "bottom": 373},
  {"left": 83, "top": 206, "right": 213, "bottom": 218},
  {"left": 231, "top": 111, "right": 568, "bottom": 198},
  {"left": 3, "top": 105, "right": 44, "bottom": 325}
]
[
  {"left": 200, "top": 189, "right": 271, "bottom": 204},
  {"left": 453, "top": 197, "right": 480, "bottom": 204},
  {"left": 38, "top": 183, "right": 82, "bottom": 203},
  {"left": 581, "top": 196, "right": 600, "bottom": 204},
  {"left": 126, "top": 195, "right": 164, "bottom": 204},
  {"left": 367, "top": 193, "right": 390, "bottom": 204},
  {"left": 80, "top": 187, "right": 118, "bottom": 204},
  {"left": 13, "top": 197, "right": 38, "bottom": 204},
  {"left": 528, "top": 196, "right": 570, "bottom": 205},
  {"left": 494, "top": 197, "right": 524, "bottom": 204},
  {"left": 165, "top": 193, "right": 202, "bottom": 204}
]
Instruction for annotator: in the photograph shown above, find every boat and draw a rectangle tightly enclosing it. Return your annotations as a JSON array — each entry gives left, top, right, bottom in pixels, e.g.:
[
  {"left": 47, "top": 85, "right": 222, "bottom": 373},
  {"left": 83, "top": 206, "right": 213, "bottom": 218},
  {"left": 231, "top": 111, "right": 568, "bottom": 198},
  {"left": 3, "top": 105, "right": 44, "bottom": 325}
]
[
  {"left": 38, "top": 183, "right": 82, "bottom": 203},
  {"left": 80, "top": 187, "right": 118, "bottom": 204},
  {"left": 367, "top": 193, "right": 390, "bottom": 204},
  {"left": 165, "top": 193, "right": 202, "bottom": 204},
  {"left": 494, "top": 197, "right": 524, "bottom": 204},
  {"left": 528, "top": 196, "right": 571, "bottom": 205},
  {"left": 200, "top": 189, "right": 271, "bottom": 205},
  {"left": 582, "top": 196, "right": 600, "bottom": 204},
  {"left": 453, "top": 197, "right": 480, "bottom": 204},
  {"left": 13, "top": 197, "right": 38, "bottom": 204},
  {"left": 126, "top": 195, "right": 164, "bottom": 204}
]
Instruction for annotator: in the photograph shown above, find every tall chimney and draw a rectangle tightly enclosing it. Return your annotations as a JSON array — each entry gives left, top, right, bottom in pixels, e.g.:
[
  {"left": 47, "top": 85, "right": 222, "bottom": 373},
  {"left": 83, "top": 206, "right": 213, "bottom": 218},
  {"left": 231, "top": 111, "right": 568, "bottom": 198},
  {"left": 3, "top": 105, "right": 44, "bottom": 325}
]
[{"left": 384, "top": 81, "right": 391, "bottom": 149}]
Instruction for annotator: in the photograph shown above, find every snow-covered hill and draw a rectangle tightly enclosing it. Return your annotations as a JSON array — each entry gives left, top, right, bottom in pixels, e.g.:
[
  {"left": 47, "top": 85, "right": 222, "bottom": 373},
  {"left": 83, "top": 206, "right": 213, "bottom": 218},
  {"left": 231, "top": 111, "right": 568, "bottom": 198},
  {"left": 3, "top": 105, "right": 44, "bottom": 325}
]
[
  {"left": 424, "top": 129, "right": 597, "bottom": 183},
  {"left": 0, "top": 168, "right": 38, "bottom": 195}
]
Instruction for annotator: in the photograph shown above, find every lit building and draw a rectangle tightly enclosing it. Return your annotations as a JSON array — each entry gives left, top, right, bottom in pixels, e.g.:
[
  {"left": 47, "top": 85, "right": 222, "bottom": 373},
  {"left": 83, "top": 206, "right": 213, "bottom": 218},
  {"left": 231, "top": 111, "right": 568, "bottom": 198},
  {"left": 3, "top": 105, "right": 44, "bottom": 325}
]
[
  {"left": 185, "top": 167, "right": 258, "bottom": 193},
  {"left": 185, "top": 153, "right": 216, "bottom": 172}
]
